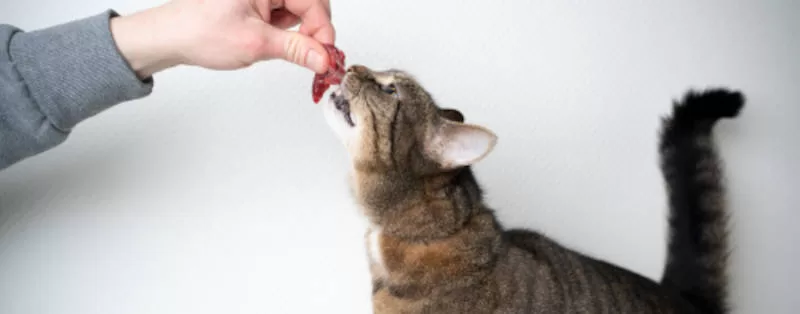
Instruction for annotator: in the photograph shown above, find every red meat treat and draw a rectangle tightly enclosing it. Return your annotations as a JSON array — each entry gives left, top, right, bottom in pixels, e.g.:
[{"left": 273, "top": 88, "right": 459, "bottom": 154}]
[{"left": 312, "top": 44, "right": 346, "bottom": 103}]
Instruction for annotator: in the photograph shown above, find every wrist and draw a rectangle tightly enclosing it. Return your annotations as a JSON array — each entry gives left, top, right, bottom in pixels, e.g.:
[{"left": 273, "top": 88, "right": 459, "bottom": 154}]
[{"left": 110, "top": 4, "right": 184, "bottom": 79}]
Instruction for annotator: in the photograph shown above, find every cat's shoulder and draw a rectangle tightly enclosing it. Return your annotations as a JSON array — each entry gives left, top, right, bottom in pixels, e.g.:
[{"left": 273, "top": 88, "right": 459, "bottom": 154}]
[{"left": 502, "top": 228, "right": 560, "bottom": 257}]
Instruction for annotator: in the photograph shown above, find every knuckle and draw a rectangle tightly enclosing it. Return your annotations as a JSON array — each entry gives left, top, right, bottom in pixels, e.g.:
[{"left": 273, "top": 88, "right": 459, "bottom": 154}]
[{"left": 283, "top": 33, "right": 305, "bottom": 64}]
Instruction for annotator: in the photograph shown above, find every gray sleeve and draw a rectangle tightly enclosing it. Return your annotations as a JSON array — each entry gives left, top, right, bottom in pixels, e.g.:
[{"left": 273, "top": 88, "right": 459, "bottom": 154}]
[{"left": 0, "top": 10, "right": 153, "bottom": 170}]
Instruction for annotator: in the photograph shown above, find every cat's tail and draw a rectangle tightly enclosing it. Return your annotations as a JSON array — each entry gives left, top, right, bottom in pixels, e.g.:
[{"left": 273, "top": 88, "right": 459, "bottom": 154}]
[{"left": 658, "top": 88, "right": 744, "bottom": 314}]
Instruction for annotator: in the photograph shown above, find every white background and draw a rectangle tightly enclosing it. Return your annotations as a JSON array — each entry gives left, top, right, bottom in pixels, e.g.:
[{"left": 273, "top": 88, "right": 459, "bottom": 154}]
[{"left": 1, "top": 1, "right": 798, "bottom": 313}]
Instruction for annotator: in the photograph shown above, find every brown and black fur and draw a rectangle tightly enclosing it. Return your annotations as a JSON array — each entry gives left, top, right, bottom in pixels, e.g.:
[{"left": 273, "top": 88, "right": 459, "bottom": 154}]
[{"left": 323, "top": 65, "right": 744, "bottom": 313}]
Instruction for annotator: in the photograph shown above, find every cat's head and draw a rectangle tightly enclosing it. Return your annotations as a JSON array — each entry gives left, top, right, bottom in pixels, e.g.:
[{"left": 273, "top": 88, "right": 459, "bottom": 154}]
[{"left": 322, "top": 65, "right": 497, "bottom": 176}]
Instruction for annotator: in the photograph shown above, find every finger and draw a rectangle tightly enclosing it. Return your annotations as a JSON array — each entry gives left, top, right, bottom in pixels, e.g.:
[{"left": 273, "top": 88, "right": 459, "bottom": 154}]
[
  {"left": 252, "top": 0, "right": 273, "bottom": 21},
  {"left": 271, "top": 9, "right": 301, "bottom": 29},
  {"left": 262, "top": 25, "right": 329, "bottom": 73},
  {"left": 299, "top": 20, "right": 335, "bottom": 45},
  {"left": 282, "top": 0, "right": 335, "bottom": 44}
]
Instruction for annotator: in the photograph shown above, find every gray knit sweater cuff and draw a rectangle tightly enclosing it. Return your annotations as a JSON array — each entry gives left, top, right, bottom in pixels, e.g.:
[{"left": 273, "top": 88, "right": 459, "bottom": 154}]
[{"left": 8, "top": 9, "right": 154, "bottom": 131}]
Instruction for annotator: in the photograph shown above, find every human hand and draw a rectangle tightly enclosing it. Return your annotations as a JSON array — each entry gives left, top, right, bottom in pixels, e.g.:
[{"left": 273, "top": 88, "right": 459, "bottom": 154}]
[{"left": 111, "top": 0, "right": 336, "bottom": 78}]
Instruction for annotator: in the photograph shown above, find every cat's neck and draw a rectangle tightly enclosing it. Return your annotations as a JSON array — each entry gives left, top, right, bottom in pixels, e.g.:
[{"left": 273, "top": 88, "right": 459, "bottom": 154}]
[{"left": 353, "top": 167, "right": 493, "bottom": 242}]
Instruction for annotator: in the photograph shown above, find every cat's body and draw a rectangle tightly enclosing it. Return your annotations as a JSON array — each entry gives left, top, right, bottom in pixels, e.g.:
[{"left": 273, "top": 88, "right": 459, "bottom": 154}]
[
  {"left": 321, "top": 65, "right": 742, "bottom": 313},
  {"left": 369, "top": 208, "right": 699, "bottom": 314}
]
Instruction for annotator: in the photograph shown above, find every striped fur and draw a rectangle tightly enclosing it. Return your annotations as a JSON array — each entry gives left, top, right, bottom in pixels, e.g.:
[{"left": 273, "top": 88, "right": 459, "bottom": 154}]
[{"left": 320, "top": 65, "right": 742, "bottom": 313}]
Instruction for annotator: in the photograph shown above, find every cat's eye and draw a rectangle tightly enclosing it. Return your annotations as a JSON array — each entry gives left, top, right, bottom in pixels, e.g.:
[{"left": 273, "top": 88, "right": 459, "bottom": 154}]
[{"left": 381, "top": 84, "right": 397, "bottom": 95}]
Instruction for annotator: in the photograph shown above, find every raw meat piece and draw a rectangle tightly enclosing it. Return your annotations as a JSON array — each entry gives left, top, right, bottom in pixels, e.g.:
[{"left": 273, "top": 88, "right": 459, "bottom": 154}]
[{"left": 312, "top": 44, "right": 346, "bottom": 103}]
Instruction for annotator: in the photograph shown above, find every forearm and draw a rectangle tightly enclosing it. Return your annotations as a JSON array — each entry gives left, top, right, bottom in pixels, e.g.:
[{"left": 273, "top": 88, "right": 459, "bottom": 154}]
[
  {"left": 110, "top": 3, "right": 184, "bottom": 79},
  {"left": 0, "top": 10, "right": 153, "bottom": 170},
  {"left": 0, "top": 0, "right": 337, "bottom": 170}
]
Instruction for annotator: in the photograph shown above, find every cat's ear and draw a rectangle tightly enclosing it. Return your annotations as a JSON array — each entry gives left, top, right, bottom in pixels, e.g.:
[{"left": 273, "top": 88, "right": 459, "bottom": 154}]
[
  {"left": 439, "top": 108, "right": 465, "bottom": 123},
  {"left": 428, "top": 120, "right": 497, "bottom": 169}
]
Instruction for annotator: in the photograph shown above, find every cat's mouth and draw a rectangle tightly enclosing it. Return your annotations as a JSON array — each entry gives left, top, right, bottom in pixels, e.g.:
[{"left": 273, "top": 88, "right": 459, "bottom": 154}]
[{"left": 330, "top": 89, "right": 355, "bottom": 127}]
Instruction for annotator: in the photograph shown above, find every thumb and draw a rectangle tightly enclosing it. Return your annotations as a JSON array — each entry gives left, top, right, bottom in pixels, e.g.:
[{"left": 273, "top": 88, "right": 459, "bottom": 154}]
[{"left": 263, "top": 26, "right": 329, "bottom": 73}]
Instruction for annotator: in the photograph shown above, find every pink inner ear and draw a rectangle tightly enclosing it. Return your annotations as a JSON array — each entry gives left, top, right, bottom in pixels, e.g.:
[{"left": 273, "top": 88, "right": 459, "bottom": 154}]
[{"left": 433, "top": 122, "right": 497, "bottom": 168}]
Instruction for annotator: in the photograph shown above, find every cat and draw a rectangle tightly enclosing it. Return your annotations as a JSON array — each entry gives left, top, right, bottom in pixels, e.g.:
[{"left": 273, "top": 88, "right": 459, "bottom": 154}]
[{"left": 320, "top": 64, "right": 743, "bottom": 314}]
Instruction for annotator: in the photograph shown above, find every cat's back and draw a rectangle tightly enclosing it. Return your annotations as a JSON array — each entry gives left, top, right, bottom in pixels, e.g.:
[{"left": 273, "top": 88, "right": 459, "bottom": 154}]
[{"left": 494, "top": 229, "right": 700, "bottom": 314}]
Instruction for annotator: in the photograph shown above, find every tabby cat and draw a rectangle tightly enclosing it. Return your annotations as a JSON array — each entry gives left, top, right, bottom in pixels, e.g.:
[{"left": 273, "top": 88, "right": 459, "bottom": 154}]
[{"left": 320, "top": 64, "right": 744, "bottom": 313}]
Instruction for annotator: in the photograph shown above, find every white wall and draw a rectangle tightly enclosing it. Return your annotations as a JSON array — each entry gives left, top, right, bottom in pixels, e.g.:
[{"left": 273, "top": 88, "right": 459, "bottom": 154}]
[{"left": 1, "top": 1, "right": 798, "bottom": 313}]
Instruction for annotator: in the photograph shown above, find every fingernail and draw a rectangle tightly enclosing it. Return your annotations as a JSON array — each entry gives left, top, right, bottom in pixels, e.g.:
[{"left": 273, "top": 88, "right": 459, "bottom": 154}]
[{"left": 307, "top": 50, "right": 325, "bottom": 73}]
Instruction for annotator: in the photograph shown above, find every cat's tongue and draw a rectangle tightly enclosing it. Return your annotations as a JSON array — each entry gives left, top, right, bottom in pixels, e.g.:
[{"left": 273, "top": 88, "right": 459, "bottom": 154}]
[{"left": 312, "top": 44, "right": 346, "bottom": 103}]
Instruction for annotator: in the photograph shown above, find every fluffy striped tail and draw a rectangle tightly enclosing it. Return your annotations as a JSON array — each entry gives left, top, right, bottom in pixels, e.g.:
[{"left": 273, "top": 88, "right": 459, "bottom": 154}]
[{"left": 658, "top": 88, "right": 744, "bottom": 314}]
